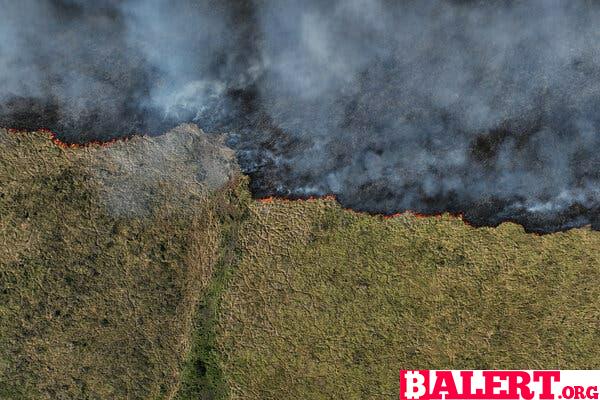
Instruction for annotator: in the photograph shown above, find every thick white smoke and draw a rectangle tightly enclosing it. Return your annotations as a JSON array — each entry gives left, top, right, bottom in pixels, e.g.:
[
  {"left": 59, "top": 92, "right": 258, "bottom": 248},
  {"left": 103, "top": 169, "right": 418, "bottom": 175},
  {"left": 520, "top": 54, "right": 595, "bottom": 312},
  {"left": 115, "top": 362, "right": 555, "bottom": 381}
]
[{"left": 1, "top": 0, "right": 599, "bottom": 231}]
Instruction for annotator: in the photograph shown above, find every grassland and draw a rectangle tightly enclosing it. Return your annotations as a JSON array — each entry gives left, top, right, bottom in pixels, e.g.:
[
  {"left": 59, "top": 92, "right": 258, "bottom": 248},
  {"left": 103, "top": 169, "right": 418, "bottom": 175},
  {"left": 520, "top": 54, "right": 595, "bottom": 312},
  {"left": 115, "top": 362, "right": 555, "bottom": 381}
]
[
  {"left": 1, "top": 127, "right": 599, "bottom": 399},
  {"left": 217, "top": 198, "right": 600, "bottom": 399},
  {"left": 0, "top": 127, "right": 239, "bottom": 399}
]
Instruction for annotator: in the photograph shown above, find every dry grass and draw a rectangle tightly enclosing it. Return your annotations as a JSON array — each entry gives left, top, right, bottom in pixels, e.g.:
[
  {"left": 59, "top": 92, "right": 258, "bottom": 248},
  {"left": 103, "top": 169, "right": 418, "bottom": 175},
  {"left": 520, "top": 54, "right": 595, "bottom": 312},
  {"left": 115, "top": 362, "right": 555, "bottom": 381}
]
[
  {"left": 0, "top": 128, "right": 236, "bottom": 399},
  {"left": 217, "top": 198, "right": 600, "bottom": 399},
  {"left": 1, "top": 128, "right": 599, "bottom": 400}
]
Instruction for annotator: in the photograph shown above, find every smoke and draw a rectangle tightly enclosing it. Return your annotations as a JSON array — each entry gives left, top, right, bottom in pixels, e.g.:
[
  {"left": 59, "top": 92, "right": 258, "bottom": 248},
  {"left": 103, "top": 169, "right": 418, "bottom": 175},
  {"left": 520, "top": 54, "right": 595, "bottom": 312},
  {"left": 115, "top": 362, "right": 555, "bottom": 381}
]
[{"left": 1, "top": 0, "right": 599, "bottom": 232}]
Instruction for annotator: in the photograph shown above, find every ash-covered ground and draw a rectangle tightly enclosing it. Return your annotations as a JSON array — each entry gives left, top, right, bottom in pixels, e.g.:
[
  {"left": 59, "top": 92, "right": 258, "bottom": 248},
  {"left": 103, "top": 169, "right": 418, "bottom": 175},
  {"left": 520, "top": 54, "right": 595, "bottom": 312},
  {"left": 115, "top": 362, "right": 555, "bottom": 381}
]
[{"left": 1, "top": 0, "right": 600, "bottom": 232}]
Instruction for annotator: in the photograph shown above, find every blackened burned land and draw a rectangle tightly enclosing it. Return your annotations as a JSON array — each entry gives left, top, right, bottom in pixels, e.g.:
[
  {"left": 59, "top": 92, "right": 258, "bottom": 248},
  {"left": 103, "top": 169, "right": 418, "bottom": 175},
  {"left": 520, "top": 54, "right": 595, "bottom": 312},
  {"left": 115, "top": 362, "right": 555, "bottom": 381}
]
[{"left": 2, "top": 0, "right": 600, "bottom": 233}]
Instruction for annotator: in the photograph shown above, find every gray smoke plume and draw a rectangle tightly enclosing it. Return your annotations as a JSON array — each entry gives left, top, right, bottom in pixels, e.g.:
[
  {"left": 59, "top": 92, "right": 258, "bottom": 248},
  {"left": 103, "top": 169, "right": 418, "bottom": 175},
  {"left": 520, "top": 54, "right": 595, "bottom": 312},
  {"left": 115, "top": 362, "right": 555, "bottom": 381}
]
[{"left": 1, "top": 0, "right": 599, "bottom": 232}]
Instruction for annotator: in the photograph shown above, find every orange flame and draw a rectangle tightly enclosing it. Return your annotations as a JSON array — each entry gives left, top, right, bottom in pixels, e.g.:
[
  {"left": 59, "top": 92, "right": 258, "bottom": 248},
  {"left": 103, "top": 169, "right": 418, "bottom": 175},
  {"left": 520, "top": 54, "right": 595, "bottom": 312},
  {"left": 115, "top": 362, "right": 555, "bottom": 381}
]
[
  {"left": 6, "top": 127, "right": 541, "bottom": 234},
  {"left": 7, "top": 127, "right": 136, "bottom": 149},
  {"left": 257, "top": 194, "right": 470, "bottom": 223}
]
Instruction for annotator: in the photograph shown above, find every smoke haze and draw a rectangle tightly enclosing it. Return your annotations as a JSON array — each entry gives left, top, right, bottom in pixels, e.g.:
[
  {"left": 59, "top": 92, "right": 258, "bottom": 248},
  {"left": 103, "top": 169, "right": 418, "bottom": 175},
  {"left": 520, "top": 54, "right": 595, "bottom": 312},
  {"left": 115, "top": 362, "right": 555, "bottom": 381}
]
[{"left": 1, "top": 0, "right": 599, "bottom": 232}]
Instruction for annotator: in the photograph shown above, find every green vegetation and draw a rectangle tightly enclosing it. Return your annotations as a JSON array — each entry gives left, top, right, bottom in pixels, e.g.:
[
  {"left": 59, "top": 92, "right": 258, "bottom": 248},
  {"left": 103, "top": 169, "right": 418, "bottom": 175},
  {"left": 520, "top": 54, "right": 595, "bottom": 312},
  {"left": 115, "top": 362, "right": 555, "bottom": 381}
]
[
  {"left": 174, "top": 180, "right": 251, "bottom": 400},
  {"left": 1, "top": 128, "right": 599, "bottom": 400}
]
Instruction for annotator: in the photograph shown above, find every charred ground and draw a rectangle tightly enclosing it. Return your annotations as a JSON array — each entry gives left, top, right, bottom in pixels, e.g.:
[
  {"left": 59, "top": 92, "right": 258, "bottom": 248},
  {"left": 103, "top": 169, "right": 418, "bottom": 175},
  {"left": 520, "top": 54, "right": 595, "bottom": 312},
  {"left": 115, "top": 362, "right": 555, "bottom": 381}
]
[{"left": 2, "top": 0, "right": 600, "bottom": 233}]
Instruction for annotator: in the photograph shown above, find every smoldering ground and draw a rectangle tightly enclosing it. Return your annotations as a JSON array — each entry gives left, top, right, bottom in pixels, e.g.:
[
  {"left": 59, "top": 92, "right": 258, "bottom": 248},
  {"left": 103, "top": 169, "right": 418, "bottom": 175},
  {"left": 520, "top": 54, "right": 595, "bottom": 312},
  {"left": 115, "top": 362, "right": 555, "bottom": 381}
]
[{"left": 1, "top": 0, "right": 599, "bottom": 232}]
